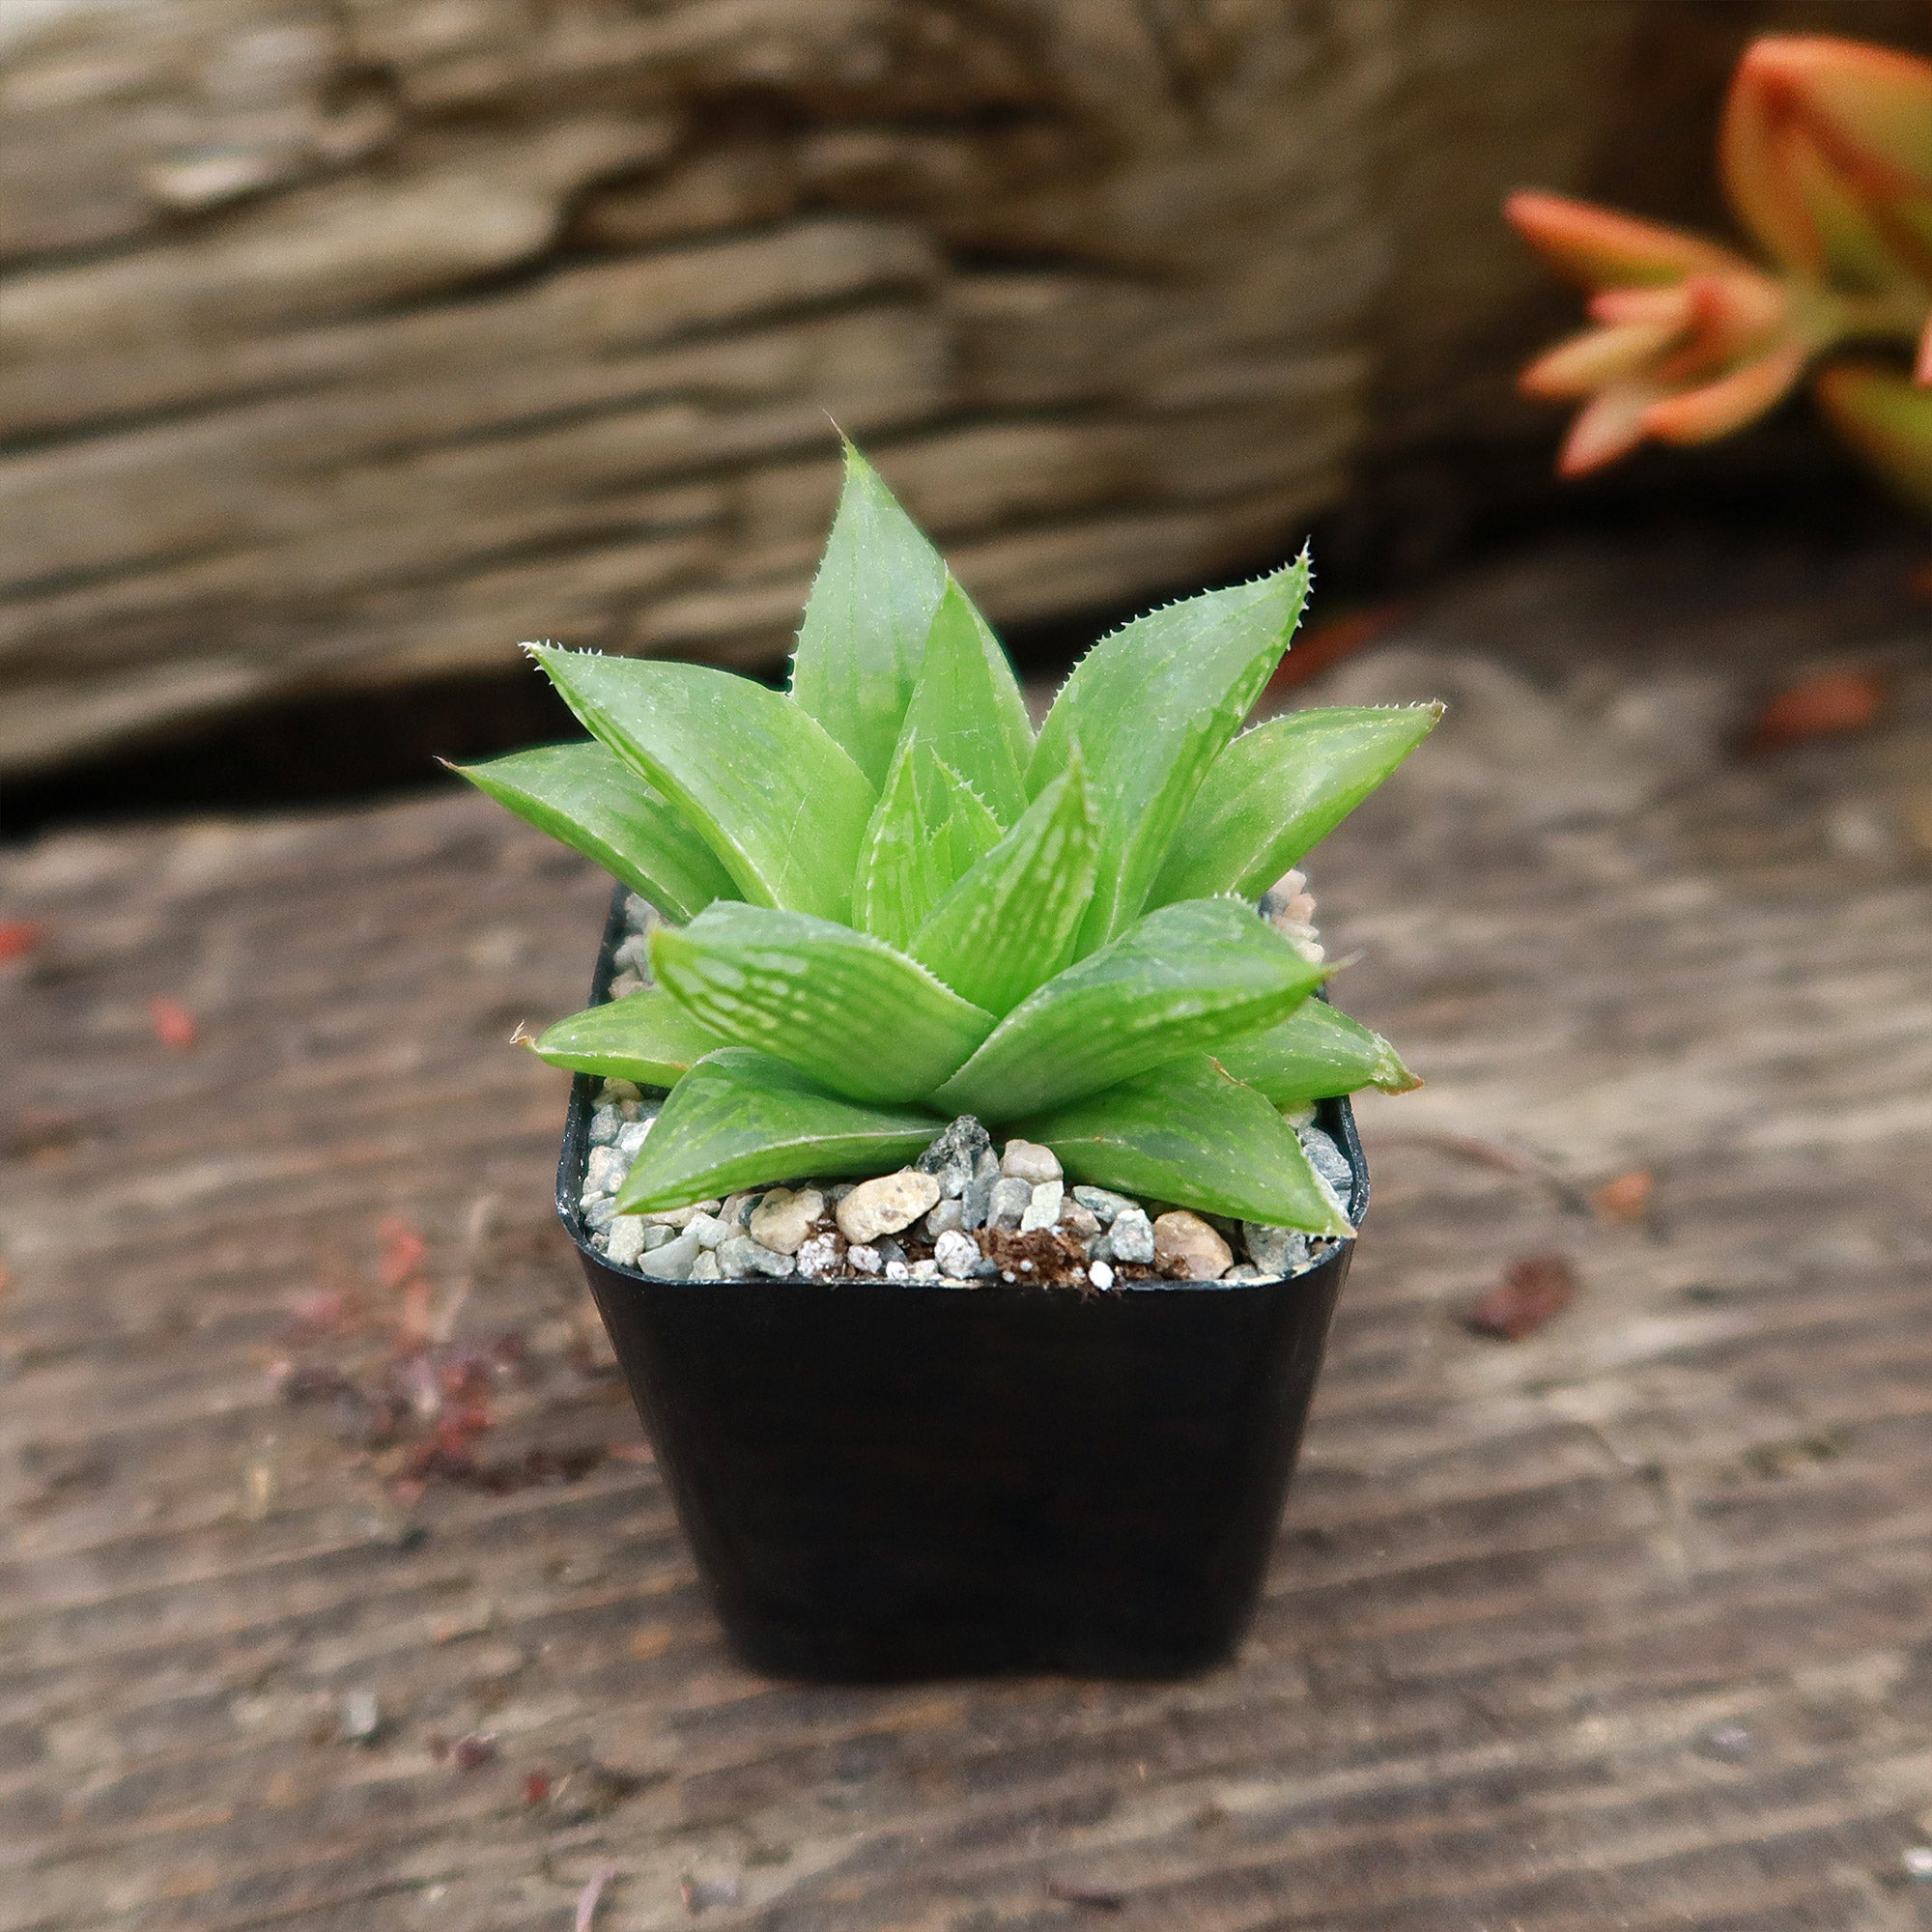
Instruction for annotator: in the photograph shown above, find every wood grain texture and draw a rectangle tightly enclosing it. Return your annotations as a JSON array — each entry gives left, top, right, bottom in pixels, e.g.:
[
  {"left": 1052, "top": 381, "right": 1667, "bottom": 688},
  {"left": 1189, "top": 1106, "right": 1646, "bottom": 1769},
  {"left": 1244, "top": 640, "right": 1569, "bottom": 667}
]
[
  {"left": 4, "top": 537, "right": 1932, "bottom": 1928},
  {"left": 10, "top": 0, "right": 1927, "bottom": 775}
]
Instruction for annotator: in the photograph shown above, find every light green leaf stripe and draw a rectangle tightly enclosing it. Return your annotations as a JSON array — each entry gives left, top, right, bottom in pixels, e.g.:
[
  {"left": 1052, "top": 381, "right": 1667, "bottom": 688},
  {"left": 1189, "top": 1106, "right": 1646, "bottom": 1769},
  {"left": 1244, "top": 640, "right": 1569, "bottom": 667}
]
[
  {"left": 1213, "top": 998, "right": 1419, "bottom": 1107},
  {"left": 1028, "top": 555, "right": 1311, "bottom": 954},
  {"left": 1012, "top": 1055, "right": 1354, "bottom": 1235},
  {"left": 789, "top": 441, "right": 949, "bottom": 788},
  {"left": 852, "top": 741, "right": 1003, "bottom": 951},
  {"left": 529, "top": 646, "right": 875, "bottom": 923},
  {"left": 910, "top": 758, "right": 1099, "bottom": 1013},
  {"left": 932, "top": 896, "right": 1324, "bottom": 1120},
  {"left": 895, "top": 577, "right": 1032, "bottom": 826},
  {"left": 615, "top": 1048, "right": 945, "bottom": 1213},
  {"left": 533, "top": 987, "right": 727, "bottom": 1087},
  {"left": 652, "top": 902, "right": 995, "bottom": 1105},
  {"left": 450, "top": 742, "right": 737, "bottom": 924},
  {"left": 1151, "top": 704, "right": 1443, "bottom": 905}
]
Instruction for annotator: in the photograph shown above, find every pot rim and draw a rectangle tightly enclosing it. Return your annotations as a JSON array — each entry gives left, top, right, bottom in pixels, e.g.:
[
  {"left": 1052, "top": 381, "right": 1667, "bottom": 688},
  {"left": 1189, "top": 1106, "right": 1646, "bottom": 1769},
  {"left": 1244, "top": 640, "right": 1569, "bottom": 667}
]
[{"left": 554, "top": 885, "right": 1367, "bottom": 1294}]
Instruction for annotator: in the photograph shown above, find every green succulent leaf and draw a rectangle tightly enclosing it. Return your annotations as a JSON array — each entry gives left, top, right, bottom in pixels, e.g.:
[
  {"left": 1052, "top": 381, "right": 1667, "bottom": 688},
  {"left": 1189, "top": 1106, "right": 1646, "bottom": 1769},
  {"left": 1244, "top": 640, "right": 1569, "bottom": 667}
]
[
  {"left": 616, "top": 1048, "right": 944, "bottom": 1212},
  {"left": 651, "top": 902, "right": 995, "bottom": 1105},
  {"left": 851, "top": 739, "right": 1004, "bottom": 951},
  {"left": 450, "top": 742, "right": 739, "bottom": 925},
  {"left": 529, "top": 646, "right": 875, "bottom": 923},
  {"left": 895, "top": 577, "right": 1032, "bottom": 825},
  {"left": 1150, "top": 704, "right": 1444, "bottom": 905},
  {"left": 1028, "top": 555, "right": 1310, "bottom": 953},
  {"left": 789, "top": 441, "right": 949, "bottom": 788},
  {"left": 532, "top": 986, "right": 726, "bottom": 1087},
  {"left": 910, "top": 756, "right": 1099, "bottom": 1012},
  {"left": 932, "top": 897, "right": 1324, "bottom": 1121},
  {"left": 1213, "top": 998, "right": 1419, "bottom": 1108},
  {"left": 1012, "top": 1054, "right": 1354, "bottom": 1234}
]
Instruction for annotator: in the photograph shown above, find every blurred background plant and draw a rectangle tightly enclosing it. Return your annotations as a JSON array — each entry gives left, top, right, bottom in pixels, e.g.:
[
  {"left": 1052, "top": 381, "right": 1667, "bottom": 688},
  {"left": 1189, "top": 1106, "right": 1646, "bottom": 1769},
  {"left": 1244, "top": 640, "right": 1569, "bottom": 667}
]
[{"left": 1511, "top": 26, "right": 1932, "bottom": 507}]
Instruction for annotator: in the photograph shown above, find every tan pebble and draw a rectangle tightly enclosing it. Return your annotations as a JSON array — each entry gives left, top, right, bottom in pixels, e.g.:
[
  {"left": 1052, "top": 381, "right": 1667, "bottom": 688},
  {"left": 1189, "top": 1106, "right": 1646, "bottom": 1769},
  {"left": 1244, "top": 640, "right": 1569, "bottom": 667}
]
[
  {"left": 999, "top": 1138, "right": 1062, "bottom": 1183},
  {"left": 749, "top": 1186, "right": 823, "bottom": 1256},
  {"left": 837, "top": 1170, "right": 941, "bottom": 1244},
  {"left": 1153, "top": 1210, "right": 1233, "bottom": 1281}
]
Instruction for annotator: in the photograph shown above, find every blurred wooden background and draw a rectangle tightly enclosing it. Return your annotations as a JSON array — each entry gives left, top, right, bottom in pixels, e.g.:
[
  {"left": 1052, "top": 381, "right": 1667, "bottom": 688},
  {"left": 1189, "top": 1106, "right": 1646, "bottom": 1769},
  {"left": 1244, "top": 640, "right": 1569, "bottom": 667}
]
[{"left": 4, "top": 0, "right": 1925, "bottom": 779}]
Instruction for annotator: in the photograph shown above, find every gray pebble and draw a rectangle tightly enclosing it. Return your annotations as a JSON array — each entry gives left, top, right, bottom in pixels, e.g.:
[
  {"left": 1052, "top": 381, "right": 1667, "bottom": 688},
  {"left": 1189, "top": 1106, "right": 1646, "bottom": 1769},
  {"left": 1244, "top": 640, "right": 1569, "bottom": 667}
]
[
  {"left": 687, "top": 1212, "right": 732, "bottom": 1249},
  {"left": 715, "top": 1234, "right": 792, "bottom": 1278},
  {"left": 986, "top": 1176, "right": 1032, "bottom": 1232},
  {"left": 962, "top": 1149, "right": 1002, "bottom": 1229},
  {"left": 1072, "top": 1185, "right": 1134, "bottom": 1225},
  {"left": 640, "top": 1223, "right": 677, "bottom": 1251},
  {"left": 582, "top": 1195, "right": 618, "bottom": 1234},
  {"left": 1099, "top": 1206, "right": 1154, "bottom": 1265},
  {"left": 689, "top": 1249, "right": 722, "bottom": 1282},
  {"left": 718, "top": 1191, "right": 757, "bottom": 1232},
  {"left": 1223, "top": 1264, "right": 1268, "bottom": 1284},
  {"left": 923, "top": 1198, "right": 967, "bottom": 1239},
  {"left": 588, "top": 1105, "right": 623, "bottom": 1148},
  {"left": 875, "top": 1236, "right": 907, "bottom": 1267},
  {"left": 614, "top": 1119, "right": 652, "bottom": 1158},
  {"left": 582, "top": 1145, "right": 625, "bottom": 1200},
  {"left": 1019, "top": 1179, "right": 1064, "bottom": 1233},
  {"left": 916, "top": 1116, "right": 993, "bottom": 1198},
  {"left": 636, "top": 1228, "right": 701, "bottom": 1281},
  {"left": 1242, "top": 1222, "right": 1312, "bottom": 1276}
]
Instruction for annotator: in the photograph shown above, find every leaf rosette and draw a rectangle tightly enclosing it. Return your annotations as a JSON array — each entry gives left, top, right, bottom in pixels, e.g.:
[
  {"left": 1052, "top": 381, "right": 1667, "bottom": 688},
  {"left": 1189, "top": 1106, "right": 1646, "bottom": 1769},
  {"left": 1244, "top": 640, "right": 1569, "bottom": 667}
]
[{"left": 458, "top": 444, "right": 1436, "bottom": 1236}]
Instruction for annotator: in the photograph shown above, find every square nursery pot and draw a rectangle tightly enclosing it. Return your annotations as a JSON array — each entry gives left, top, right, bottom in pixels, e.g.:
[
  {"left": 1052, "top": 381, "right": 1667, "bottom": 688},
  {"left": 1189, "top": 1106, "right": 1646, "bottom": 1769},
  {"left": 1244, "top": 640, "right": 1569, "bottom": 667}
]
[{"left": 559, "top": 889, "right": 1366, "bottom": 1681}]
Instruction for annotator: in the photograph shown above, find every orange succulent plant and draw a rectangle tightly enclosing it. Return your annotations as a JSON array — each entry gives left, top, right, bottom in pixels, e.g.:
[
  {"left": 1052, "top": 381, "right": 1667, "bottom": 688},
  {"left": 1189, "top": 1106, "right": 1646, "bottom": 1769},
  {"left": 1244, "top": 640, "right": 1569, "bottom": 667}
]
[{"left": 1509, "top": 28, "right": 1932, "bottom": 508}]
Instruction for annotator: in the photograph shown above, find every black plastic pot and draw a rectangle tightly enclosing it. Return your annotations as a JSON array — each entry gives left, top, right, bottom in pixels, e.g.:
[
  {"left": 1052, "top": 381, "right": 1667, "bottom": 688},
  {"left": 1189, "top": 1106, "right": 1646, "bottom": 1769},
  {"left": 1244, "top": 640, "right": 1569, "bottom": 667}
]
[{"left": 559, "top": 889, "right": 1365, "bottom": 1681}]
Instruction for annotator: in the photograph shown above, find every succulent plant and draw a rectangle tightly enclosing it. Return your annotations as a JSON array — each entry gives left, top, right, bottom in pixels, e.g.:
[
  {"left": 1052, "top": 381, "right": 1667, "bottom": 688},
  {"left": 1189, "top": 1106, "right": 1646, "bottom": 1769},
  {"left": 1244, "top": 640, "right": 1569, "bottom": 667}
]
[
  {"left": 458, "top": 444, "right": 1435, "bottom": 1235},
  {"left": 1509, "top": 31, "right": 1932, "bottom": 505}
]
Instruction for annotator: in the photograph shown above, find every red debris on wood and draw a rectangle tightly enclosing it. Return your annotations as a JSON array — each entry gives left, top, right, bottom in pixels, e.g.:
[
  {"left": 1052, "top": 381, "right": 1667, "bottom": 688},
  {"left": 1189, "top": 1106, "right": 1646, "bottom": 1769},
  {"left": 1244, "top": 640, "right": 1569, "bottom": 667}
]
[
  {"left": 1463, "top": 1253, "right": 1578, "bottom": 1341},
  {"left": 1747, "top": 668, "right": 1886, "bottom": 754},
  {"left": 377, "top": 1217, "right": 428, "bottom": 1290},
  {"left": 1264, "top": 601, "right": 1406, "bottom": 700},
  {"left": 1591, "top": 1170, "right": 1654, "bottom": 1224},
  {"left": 0, "top": 921, "right": 43, "bottom": 961},
  {"left": 149, "top": 996, "right": 198, "bottom": 1048},
  {"left": 524, "top": 1769, "right": 551, "bottom": 1804}
]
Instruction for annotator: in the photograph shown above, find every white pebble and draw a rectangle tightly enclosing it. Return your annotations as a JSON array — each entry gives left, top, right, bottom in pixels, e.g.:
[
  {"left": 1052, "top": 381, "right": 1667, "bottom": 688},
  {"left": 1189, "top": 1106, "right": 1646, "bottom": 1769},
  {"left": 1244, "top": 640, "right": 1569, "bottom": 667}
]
[
  {"left": 687, "top": 1212, "right": 732, "bottom": 1249},
  {"left": 1000, "top": 1139, "right": 1062, "bottom": 1184},
  {"left": 846, "top": 1243, "right": 883, "bottom": 1275},
  {"left": 1100, "top": 1206, "right": 1154, "bottom": 1265},
  {"left": 933, "top": 1230, "right": 980, "bottom": 1279},
  {"left": 1019, "top": 1179, "right": 1064, "bottom": 1233},
  {"left": 689, "top": 1249, "right": 722, "bottom": 1282},
  {"left": 605, "top": 1217, "right": 650, "bottom": 1268},
  {"left": 794, "top": 1232, "right": 843, "bottom": 1279},
  {"left": 1089, "top": 1260, "right": 1115, "bottom": 1291},
  {"left": 582, "top": 1146, "right": 625, "bottom": 1200}
]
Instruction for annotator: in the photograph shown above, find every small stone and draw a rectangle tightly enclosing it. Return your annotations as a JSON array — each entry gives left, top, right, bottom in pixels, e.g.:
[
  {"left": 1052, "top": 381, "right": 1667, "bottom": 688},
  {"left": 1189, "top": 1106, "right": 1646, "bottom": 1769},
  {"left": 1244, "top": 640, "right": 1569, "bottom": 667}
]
[
  {"left": 794, "top": 1232, "right": 843, "bottom": 1279},
  {"left": 837, "top": 1169, "right": 942, "bottom": 1244},
  {"left": 641, "top": 1200, "right": 720, "bottom": 1230},
  {"left": 1223, "top": 1264, "right": 1267, "bottom": 1284},
  {"left": 614, "top": 1120, "right": 652, "bottom": 1162},
  {"left": 689, "top": 1249, "right": 722, "bottom": 1282},
  {"left": 749, "top": 1186, "right": 823, "bottom": 1255},
  {"left": 1904, "top": 1847, "right": 1932, "bottom": 1882},
  {"left": 1243, "top": 1222, "right": 1312, "bottom": 1277},
  {"left": 1089, "top": 1260, "right": 1115, "bottom": 1291},
  {"left": 846, "top": 1243, "right": 883, "bottom": 1275},
  {"left": 923, "top": 1198, "right": 967, "bottom": 1239},
  {"left": 582, "top": 1195, "right": 618, "bottom": 1234},
  {"left": 1000, "top": 1139, "right": 1062, "bottom": 1184},
  {"left": 916, "top": 1116, "right": 993, "bottom": 1195},
  {"left": 827, "top": 1181, "right": 855, "bottom": 1203},
  {"left": 1153, "top": 1210, "right": 1233, "bottom": 1281},
  {"left": 640, "top": 1223, "right": 676, "bottom": 1251},
  {"left": 340, "top": 1689, "right": 381, "bottom": 1744},
  {"left": 718, "top": 1191, "right": 757, "bottom": 1232},
  {"left": 986, "top": 1176, "right": 1032, "bottom": 1231},
  {"left": 636, "top": 1228, "right": 701, "bottom": 1281},
  {"left": 582, "top": 1146, "right": 625, "bottom": 1200},
  {"left": 884, "top": 1259, "right": 910, "bottom": 1281},
  {"left": 608, "top": 969, "right": 645, "bottom": 998},
  {"left": 601, "top": 1078, "right": 643, "bottom": 1105},
  {"left": 605, "top": 1217, "right": 650, "bottom": 1268},
  {"left": 1020, "top": 1179, "right": 1064, "bottom": 1233},
  {"left": 1058, "top": 1201, "right": 1102, "bottom": 1245},
  {"left": 1297, "top": 1124, "right": 1353, "bottom": 1211},
  {"left": 715, "top": 1234, "right": 792, "bottom": 1278},
  {"left": 687, "top": 1212, "right": 732, "bottom": 1249},
  {"left": 1282, "top": 1103, "right": 1317, "bottom": 1128},
  {"left": 1072, "top": 1185, "right": 1134, "bottom": 1225},
  {"left": 875, "top": 1236, "right": 907, "bottom": 1267},
  {"left": 909, "top": 1259, "right": 940, "bottom": 1282},
  {"left": 588, "top": 1104, "right": 622, "bottom": 1148},
  {"left": 962, "top": 1149, "right": 1002, "bottom": 1228},
  {"left": 933, "top": 1230, "right": 980, "bottom": 1279},
  {"left": 1098, "top": 1206, "right": 1154, "bottom": 1265}
]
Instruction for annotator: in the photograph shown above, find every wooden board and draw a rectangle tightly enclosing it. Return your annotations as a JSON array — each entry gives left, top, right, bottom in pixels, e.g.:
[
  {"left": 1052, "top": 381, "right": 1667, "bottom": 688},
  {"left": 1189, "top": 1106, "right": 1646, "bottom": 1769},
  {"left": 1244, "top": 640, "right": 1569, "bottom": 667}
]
[{"left": 2, "top": 534, "right": 1931, "bottom": 1928}]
